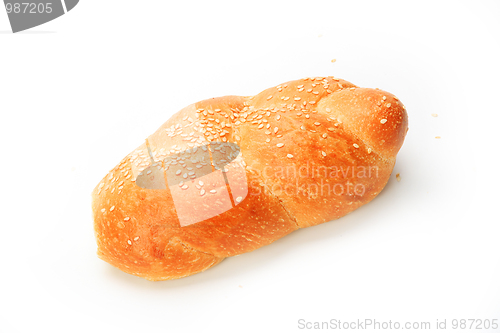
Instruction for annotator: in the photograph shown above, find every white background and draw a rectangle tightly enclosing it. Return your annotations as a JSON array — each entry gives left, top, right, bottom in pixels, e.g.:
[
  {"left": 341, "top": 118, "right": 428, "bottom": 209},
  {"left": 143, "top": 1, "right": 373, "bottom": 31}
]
[{"left": 1, "top": 1, "right": 499, "bottom": 332}]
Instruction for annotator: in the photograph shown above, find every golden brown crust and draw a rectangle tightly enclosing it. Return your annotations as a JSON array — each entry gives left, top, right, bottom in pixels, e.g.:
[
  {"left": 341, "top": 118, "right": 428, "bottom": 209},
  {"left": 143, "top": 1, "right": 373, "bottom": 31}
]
[{"left": 92, "top": 76, "right": 408, "bottom": 280}]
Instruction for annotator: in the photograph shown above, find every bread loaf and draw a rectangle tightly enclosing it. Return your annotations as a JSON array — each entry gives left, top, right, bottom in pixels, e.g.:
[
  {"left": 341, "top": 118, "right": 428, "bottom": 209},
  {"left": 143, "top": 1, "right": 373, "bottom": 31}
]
[{"left": 92, "top": 76, "right": 408, "bottom": 281}]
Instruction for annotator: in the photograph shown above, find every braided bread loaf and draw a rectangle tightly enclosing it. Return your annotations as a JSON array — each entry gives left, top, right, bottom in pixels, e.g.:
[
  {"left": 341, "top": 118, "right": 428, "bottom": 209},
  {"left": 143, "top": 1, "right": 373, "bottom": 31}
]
[{"left": 92, "top": 76, "right": 408, "bottom": 281}]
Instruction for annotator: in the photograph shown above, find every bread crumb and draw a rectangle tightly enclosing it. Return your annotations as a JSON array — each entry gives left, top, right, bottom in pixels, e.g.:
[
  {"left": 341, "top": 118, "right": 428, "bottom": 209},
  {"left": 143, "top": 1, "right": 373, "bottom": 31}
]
[
  {"left": 432, "top": 113, "right": 438, "bottom": 117},
  {"left": 331, "top": 59, "right": 336, "bottom": 63},
  {"left": 435, "top": 136, "right": 441, "bottom": 139},
  {"left": 396, "top": 173, "right": 401, "bottom": 182}
]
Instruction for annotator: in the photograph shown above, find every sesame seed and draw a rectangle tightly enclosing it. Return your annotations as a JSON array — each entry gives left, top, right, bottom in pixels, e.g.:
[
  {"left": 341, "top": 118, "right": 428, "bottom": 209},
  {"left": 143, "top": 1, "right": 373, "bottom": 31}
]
[
  {"left": 110, "top": 206, "right": 115, "bottom": 212},
  {"left": 276, "top": 115, "right": 281, "bottom": 120},
  {"left": 134, "top": 236, "right": 140, "bottom": 241},
  {"left": 314, "top": 122, "right": 321, "bottom": 126},
  {"left": 181, "top": 184, "right": 189, "bottom": 190},
  {"left": 353, "top": 143, "right": 359, "bottom": 148},
  {"left": 210, "top": 189, "right": 217, "bottom": 194},
  {"left": 175, "top": 169, "right": 182, "bottom": 175},
  {"left": 127, "top": 240, "right": 132, "bottom": 245},
  {"left": 199, "top": 180, "right": 204, "bottom": 186},
  {"left": 386, "top": 103, "right": 392, "bottom": 107},
  {"left": 287, "top": 154, "right": 294, "bottom": 158},
  {"left": 368, "top": 148, "right": 372, "bottom": 154},
  {"left": 327, "top": 127, "right": 335, "bottom": 132},
  {"left": 265, "top": 138, "right": 271, "bottom": 143},
  {"left": 322, "top": 133, "right": 328, "bottom": 138},
  {"left": 258, "top": 124, "right": 264, "bottom": 129},
  {"left": 300, "top": 125, "right": 306, "bottom": 130},
  {"left": 380, "top": 119, "right": 388, "bottom": 124},
  {"left": 117, "top": 222, "right": 125, "bottom": 229},
  {"left": 101, "top": 208, "right": 106, "bottom": 213},
  {"left": 267, "top": 95, "right": 273, "bottom": 100},
  {"left": 146, "top": 170, "right": 152, "bottom": 175},
  {"left": 294, "top": 97, "right": 301, "bottom": 101},
  {"left": 236, "top": 196, "right": 243, "bottom": 203},
  {"left": 200, "top": 189, "right": 206, "bottom": 196},
  {"left": 382, "top": 96, "right": 387, "bottom": 100},
  {"left": 277, "top": 143, "right": 284, "bottom": 148},
  {"left": 274, "top": 127, "right": 279, "bottom": 134},
  {"left": 321, "top": 151, "right": 327, "bottom": 157}
]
